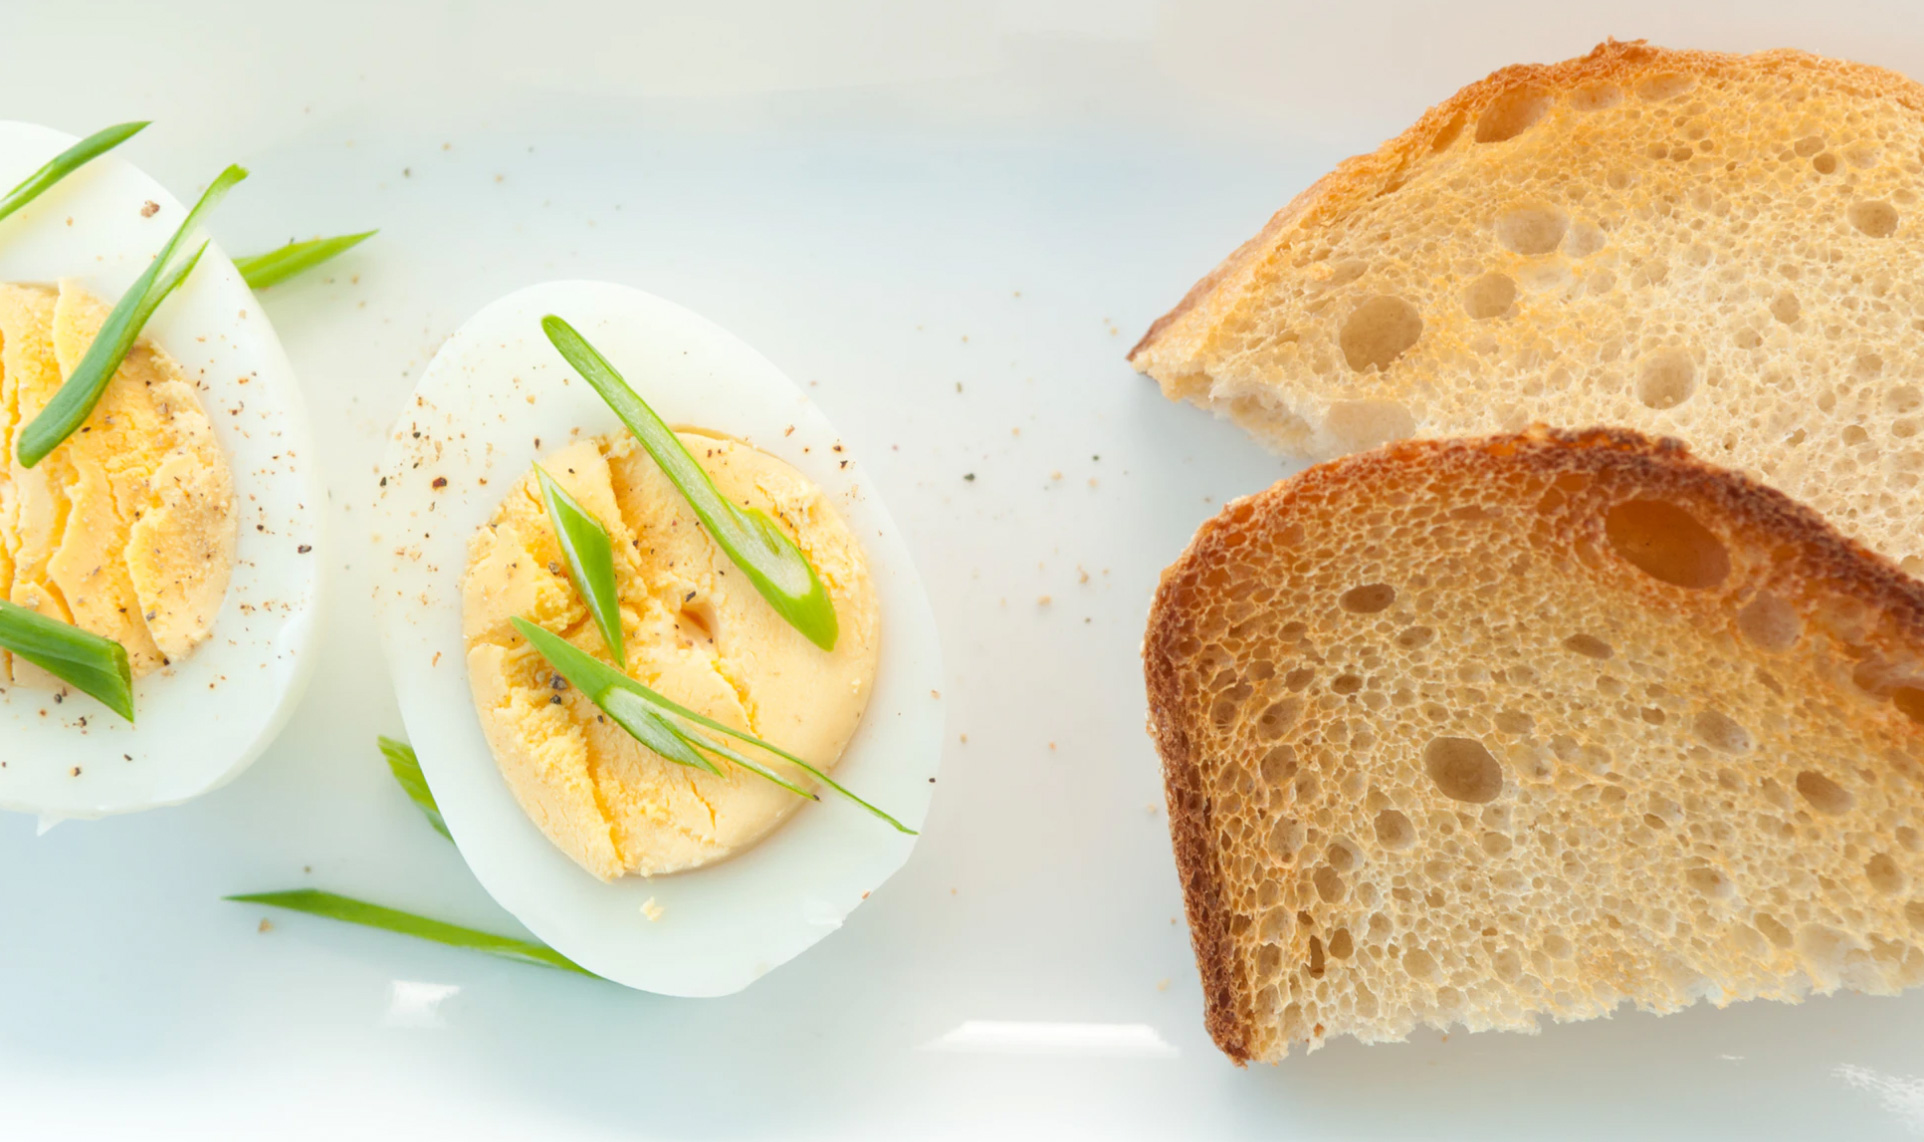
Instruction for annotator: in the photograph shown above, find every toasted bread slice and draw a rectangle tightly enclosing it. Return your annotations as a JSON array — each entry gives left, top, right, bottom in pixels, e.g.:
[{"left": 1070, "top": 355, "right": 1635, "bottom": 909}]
[
  {"left": 1145, "top": 426, "right": 1924, "bottom": 1064},
  {"left": 1129, "top": 40, "right": 1924, "bottom": 574}
]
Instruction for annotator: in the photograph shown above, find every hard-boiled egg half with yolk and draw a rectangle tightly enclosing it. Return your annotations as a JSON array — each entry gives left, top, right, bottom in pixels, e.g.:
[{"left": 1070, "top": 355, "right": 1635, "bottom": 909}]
[
  {"left": 374, "top": 281, "right": 943, "bottom": 996},
  {"left": 0, "top": 121, "right": 324, "bottom": 819}
]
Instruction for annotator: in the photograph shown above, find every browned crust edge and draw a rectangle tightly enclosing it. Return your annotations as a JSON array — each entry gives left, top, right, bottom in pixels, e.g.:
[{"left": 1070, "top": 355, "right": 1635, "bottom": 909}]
[
  {"left": 1143, "top": 425, "right": 1924, "bottom": 1065},
  {"left": 1144, "top": 614, "right": 1250, "bottom": 1063},
  {"left": 1126, "top": 37, "right": 1924, "bottom": 368}
]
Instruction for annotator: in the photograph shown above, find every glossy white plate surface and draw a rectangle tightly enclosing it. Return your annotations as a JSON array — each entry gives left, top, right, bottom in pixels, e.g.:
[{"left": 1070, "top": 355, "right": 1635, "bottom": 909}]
[{"left": 4, "top": 1, "right": 1924, "bottom": 1138}]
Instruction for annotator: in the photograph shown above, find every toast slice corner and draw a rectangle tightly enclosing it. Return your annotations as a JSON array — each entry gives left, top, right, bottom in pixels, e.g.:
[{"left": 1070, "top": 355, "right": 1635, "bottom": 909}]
[{"left": 1146, "top": 426, "right": 1924, "bottom": 1063}]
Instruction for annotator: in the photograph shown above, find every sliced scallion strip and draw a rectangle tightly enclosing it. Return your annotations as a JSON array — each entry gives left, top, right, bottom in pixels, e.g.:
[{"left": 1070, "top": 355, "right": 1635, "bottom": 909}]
[
  {"left": 513, "top": 616, "right": 914, "bottom": 832},
  {"left": 16, "top": 164, "right": 246, "bottom": 469},
  {"left": 540, "top": 314, "right": 840, "bottom": 651},
  {"left": 378, "top": 736, "right": 450, "bottom": 841},
  {"left": 0, "top": 599, "right": 134, "bottom": 722},
  {"left": 233, "top": 229, "right": 375, "bottom": 290},
  {"left": 226, "top": 889, "right": 595, "bottom": 976},
  {"left": 534, "top": 465, "right": 625, "bottom": 667},
  {"left": 0, "top": 121, "right": 148, "bottom": 229}
]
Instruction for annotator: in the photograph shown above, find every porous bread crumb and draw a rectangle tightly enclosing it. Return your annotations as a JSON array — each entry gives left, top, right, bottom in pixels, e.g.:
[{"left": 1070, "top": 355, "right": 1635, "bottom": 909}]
[
  {"left": 1145, "top": 426, "right": 1924, "bottom": 1064},
  {"left": 0, "top": 282, "right": 236, "bottom": 682},
  {"left": 1131, "top": 39, "right": 1924, "bottom": 572}
]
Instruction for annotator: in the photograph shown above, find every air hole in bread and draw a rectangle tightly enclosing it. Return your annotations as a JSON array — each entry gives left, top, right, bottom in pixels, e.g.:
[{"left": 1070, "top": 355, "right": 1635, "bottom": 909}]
[
  {"left": 1849, "top": 200, "right": 1899, "bottom": 238},
  {"left": 1569, "top": 82, "right": 1621, "bottom": 112},
  {"left": 1770, "top": 291, "right": 1801, "bottom": 323},
  {"left": 1267, "top": 817, "right": 1305, "bottom": 860},
  {"left": 1813, "top": 152, "right": 1839, "bottom": 175},
  {"left": 1307, "top": 935, "right": 1327, "bottom": 977},
  {"left": 1637, "top": 73, "right": 1695, "bottom": 101},
  {"left": 1328, "top": 928, "right": 1354, "bottom": 959},
  {"left": 1850, "top": 658, "right": 1911, "bottom": 699},
  {"left": 1339, "top": 298, "right": 1423, "bottom": 373},
  {"left": 1754, "top": 913, "right": 1794, "bottom": 948},
  {"left": 1562, "top": 633, "right": 1613, "bottom": 659},
  {"left": 1474, "top": 86, "right": 1552, "bottom": 143},
  {"left": 1796, "top": 770, "right": 1854, "bottom": 815},
  {"left": 1564, "top": 221, "right": 1608, "bottom": 258},
  {"left": 1604, "top": 499, "right": 1730, "bottom": 588},
  {"left": 1495, "top": 710, "right": 1534, "bottom": 735},
  {"left": 1395, "top": 625, "right": 1435, "bottom": 650},
  {"left": 1260, "top": 744, "right": 1298, "bottom": 784},
  {"left": 1693, "top": 710, "right": 1753, "bottom": 753},
  {"left": 1736, "top": 593, "right": 1801, "bottom": 651},
  {"left": 1867, "top": 853, "right": 1907, "bottom": 895},
  {"left": 1313, "top": 866, "right": 1346, "bottom": 903},
  {"left": 1430, "top": 110, "right": 1467, "bottom": 152},
  {"left": 1256, "top": 697, "right": 1303, "bottom": 740},
  {"left": 1340, "top": 583, "right": 1397, "bottom": 614},
  {"left": 1636, "top": 348, "right": 1697, "bottom": 409},
  {"left": 1896, "top": 687, "right": 1924, "bottom": 727},
  {"left": 1374, "top": 808, "right": 1416, "bottom": 850},
  {"left": 1332, "top": 674, "right": 1364, "bottom": 696},
  {"left": 1495, "top": 204, "right": 1570, "bottom": 255},
  {"left": 1326, "top": 841, "right": 1359, "bottom": 872},
  {"left": 1425, "top": 736, "right": 1503, "bottom": 803},
  {"left": 1686, "top": 866, "right": 1733, "bottom": 898},
  {"left": 1794, "top": 134, "right": 1827, "bottom": 158},
  {"left": 1887, "top": 386, "right": 1922, "bottom": 416},
  {"left": 1463, "top": 272, "right": 1517, "bottom": 320}
]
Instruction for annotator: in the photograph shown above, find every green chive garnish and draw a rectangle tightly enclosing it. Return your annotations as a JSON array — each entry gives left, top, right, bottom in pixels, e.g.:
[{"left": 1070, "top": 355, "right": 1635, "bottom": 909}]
[
  {"left": 226, "top": 889, "right": 596, "bottom": 976},
  {"left": 540, "top": 314, "right": 840, "bottom": 651},
  {"left": 16, "top": 164, "right": 246, "bottom": 469},
  {"left": 233, "top": 229, "right": 375, "bottom": 290},
  {"left": 513, "top": 616, "right": 914, "bottom": 833},
  {"left": 0, "top": 121, "right": 148, "bottom": 230},
  {"left": 0, "top": 599, "right": 134, "bottom": 722},
  {"left": 379, "top": 736, "right": 450, "bottom": 841},
  {"left": 534, "top": 466, "right": 625, "bottom": 667}
]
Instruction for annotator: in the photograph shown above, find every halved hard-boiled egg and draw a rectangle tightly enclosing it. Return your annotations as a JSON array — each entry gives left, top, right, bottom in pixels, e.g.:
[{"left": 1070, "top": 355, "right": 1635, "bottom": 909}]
[
  {"left": 373, "top": 281, "right": 943, "bottom": 996},
  {"left": 0, "top": 121, "right": 325, "bottom": 818}
]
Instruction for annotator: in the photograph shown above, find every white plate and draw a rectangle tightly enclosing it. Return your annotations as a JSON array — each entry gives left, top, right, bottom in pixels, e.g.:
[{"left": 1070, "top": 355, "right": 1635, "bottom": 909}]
[
  {"left": 0, "top": 120, "right": 325, "bottom": 818},
  {"left": 372, "top": 280, "right": 944, "bottom": 995},
  {"left": 7, "top": 5, "right": 1924, "bottom": 1138}
]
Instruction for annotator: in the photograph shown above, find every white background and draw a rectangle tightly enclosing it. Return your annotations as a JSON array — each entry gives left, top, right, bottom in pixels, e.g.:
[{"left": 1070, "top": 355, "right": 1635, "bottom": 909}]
[{"left": 5, "top": 1, "right": 1924, "bottom": 1137}]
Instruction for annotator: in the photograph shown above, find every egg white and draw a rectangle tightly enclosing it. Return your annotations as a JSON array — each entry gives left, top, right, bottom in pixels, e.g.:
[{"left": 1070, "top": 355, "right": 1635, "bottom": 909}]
[
  {"left": 0, "top": 122, "right": 326, "bottom": 819},
  {"left": 373, "top": 281, "right": 944, "bottom": 996}
]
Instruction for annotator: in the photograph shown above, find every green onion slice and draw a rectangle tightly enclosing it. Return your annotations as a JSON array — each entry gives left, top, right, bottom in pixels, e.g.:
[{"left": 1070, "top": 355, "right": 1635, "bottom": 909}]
[
  {"left": 226, "top": 889, "right": 595, "bottom": 976},
  {"left": 0, "top": 121, "right": 148, "bottom": 230},
  {"left": 540, "top": 314, "right": 840, "bottom": 651},
  {"left": 0, "top": 599, "right": 134, "bottom": 722},
  {"left": 513, "top": 616, "right": 914, "bottom": 832},
  {"left": 378, "top": 736, "right": 450, "bottom": 841},
  {"left": 16, "top": 164, "right": 246, "bottom": 469},
  {"left": 534, "top": 465, "right": 625, "bottom": 667},
  {"left": 233, "top": 229, "right": 375, "bottom": 290}
]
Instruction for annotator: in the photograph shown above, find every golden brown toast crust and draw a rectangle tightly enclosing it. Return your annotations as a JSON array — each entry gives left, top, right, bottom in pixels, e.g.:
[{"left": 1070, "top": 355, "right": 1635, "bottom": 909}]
[
  {"left": 1144, "top": 426, "right": 1924, "bottom": 1064},
  {"left": 1128, "top": 38, "right": 1924, "bottom": 365}
]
